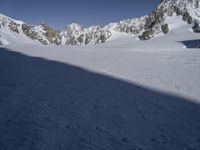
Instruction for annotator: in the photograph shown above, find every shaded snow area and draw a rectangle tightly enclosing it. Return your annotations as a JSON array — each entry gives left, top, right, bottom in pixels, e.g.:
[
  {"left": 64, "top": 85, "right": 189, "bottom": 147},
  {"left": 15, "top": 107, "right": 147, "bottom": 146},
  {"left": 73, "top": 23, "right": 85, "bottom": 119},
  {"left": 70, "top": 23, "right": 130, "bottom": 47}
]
[{"left": 0, "top": 27, "right": 200, "bottom": 150}]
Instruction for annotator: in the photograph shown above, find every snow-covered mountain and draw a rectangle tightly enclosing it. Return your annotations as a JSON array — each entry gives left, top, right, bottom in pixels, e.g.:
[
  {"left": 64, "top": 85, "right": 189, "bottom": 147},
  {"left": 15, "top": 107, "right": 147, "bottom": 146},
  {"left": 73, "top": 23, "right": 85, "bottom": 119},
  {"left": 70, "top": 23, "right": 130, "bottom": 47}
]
[
  {"left": 0, "top": 0, "right": 200, "bottom": 46},
  {"left": 138, "top": 0, "right": 200, "bottom": 40},
  {"left": 60, "top": 23, "right": 112, "bottom": 45},
  {"left": 0, "top": 13, "right": 61, "bottom": 45}
]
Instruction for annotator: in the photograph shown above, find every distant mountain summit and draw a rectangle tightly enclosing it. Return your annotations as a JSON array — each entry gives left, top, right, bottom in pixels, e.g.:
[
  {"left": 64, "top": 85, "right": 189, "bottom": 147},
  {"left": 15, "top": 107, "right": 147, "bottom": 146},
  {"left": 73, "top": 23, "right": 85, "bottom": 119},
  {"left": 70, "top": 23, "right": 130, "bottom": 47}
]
[
  {"left": 0, "top": 0, "right": 200, "bottom": 45},
  {"left": 139, "top": 0, "right": 200, "bottom": 40}
]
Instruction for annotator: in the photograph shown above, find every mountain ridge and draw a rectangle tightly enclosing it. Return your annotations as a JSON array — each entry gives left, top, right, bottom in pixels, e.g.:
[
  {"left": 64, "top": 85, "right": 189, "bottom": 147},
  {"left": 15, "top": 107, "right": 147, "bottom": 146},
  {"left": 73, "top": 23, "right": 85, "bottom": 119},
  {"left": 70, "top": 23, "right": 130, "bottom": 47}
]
[{"left": 0, "top": 0, "right": 200, "bottom": 45}]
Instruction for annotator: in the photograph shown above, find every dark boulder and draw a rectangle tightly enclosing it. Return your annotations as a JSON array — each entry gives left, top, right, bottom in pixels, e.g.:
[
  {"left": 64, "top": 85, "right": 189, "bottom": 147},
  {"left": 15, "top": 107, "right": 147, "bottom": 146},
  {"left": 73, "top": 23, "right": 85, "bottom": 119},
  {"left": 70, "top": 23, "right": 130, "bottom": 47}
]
[
  {"left": 161, "top": 24, "right": 169, "bottom": 34},
  {"left": 85, "top": 34, "right": 92, "bottom": 45},
  {"left": 77, "top": 34, "right": 85, "bottom": 44},
  {"left": 192, "top": 22, "right": 200, "bottom": 33},
  {"left": 173, "top": 6, "right": 181, "bottom": 16},
  {"left": 96, "top": 34, "right": 107, "bottom": 44},
  {"left": 182, "top": 12, "right": 193, "bottom": 24}
]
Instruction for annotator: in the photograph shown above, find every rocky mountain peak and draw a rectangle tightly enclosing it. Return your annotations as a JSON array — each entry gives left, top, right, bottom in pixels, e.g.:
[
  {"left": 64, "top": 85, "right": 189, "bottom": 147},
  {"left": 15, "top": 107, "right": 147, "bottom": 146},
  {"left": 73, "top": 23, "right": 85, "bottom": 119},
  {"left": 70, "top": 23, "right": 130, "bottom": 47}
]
[
  {"left": 65, "top": 23, "right": 84, "bottom": 30},
  {"left": 158, "top": 0, "right": 200, "bottom": 20},
  {"left": 139, "top": 0, "right": 200, "bottom": 40}
]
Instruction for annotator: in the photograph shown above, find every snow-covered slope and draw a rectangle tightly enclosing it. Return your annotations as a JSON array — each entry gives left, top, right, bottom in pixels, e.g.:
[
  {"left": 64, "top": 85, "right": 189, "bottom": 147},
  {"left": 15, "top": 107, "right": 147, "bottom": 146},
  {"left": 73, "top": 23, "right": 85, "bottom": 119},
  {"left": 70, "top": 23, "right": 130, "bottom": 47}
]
[
  {"left": 0, "top": 14, "right": 61, "bottom": 46},
  {"left": 0, "top": 14, "right": 38, "bottom": 45}
]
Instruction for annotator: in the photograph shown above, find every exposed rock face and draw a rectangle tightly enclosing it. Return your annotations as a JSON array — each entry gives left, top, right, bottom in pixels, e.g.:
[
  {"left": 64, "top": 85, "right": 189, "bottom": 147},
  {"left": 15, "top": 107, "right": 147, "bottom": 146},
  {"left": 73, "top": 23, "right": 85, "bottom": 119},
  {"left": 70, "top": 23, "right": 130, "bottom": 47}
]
[
  {"left": 139, "top": 30, "right": 153, "bottom": 41},
  {"left": 139, "top": 27, "right": 161, "bottom": 40},
  {"left": 161, "top": 24, "right": 169, "bottom": 34},
  {"left": 21, "top": 23, "right": 62, "bottom": 45},
  {"left": 192, "top": 22, "right": 200, "bottom": 33},
  {"left": 144, "top": 9, "right": 165, "bottom": 30},
  {"left": 22, "top": 24, "right": 36, "bottom": 39},
  {"left": 95, "top": 30, "right": 112, "bottom": 44},
  {"left": 41, "top": 24, "right": 61, "bottom": 45},
  {"left": 8, "top": 22, "right": 20, "bottom": 33},
  {"left": 22, "top": 24, "right": 49, "bottom": 45},
  {"left": 182, "top": 12, "right": 193, "bottom": 24},
  {"left": 0, "top": 15, "right": 20, "bottom": 34}
]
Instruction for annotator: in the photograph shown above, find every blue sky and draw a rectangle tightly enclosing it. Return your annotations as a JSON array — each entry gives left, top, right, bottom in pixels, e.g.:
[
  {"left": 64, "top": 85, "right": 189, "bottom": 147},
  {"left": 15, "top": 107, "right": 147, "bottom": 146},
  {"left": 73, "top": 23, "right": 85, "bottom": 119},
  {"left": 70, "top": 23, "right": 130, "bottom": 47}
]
[{"left": 0, "top": 0, "right": 160, "bottom": 29}]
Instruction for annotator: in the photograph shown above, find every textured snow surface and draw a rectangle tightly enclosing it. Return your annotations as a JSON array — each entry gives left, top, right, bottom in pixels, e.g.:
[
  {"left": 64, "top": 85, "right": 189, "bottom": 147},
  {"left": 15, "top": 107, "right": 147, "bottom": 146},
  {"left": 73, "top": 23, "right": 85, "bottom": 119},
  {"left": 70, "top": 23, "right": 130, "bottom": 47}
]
[{"left": 0, "top": 23, "right": 200, "bottom": 150}]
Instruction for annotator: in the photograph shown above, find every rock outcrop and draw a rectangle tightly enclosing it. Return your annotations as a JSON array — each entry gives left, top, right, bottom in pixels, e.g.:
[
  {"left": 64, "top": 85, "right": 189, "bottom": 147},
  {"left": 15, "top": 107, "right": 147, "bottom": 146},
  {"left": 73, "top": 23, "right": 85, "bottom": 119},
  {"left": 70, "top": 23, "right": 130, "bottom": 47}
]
[
  {"left": 161, "top": 24, "right": 169, "bottom": 34},
  {"left": 192, "top": 22, "right": 200, "bottom": 33}
]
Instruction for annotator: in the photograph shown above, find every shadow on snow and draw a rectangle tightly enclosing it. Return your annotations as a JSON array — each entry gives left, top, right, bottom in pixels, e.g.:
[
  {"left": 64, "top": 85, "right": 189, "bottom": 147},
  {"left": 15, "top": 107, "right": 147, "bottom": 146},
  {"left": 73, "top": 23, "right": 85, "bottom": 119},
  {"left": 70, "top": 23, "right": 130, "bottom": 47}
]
[
  {"left": 180, "top": 39, "right": 200, "bottom": 48},
  {"left": 0, "top": 48, "right": 200, "bottom": 150}
]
